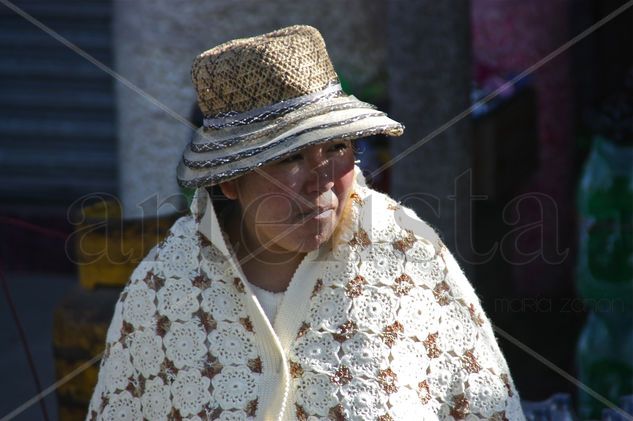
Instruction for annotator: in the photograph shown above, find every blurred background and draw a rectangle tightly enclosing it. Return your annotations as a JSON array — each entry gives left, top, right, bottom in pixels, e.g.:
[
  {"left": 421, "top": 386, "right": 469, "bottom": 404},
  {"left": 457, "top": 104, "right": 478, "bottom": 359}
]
[{"left": 0, "top": 0, "right": 631, "bottom": 420}]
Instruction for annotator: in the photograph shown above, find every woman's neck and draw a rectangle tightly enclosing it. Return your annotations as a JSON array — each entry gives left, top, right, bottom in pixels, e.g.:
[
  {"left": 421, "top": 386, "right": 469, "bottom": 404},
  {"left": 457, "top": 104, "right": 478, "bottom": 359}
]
[{"left": 221, "top": 206, "right": 305, "bottom": 293}]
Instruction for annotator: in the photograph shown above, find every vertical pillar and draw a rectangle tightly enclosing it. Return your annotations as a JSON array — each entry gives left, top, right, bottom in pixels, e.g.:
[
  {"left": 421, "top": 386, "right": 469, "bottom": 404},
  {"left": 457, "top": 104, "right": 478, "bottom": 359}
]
[
  {"left": 387, "top": 1, "right": 473, "bottom": 272},
  {"left": 471, "top": 0, "right": 574, "bottom": 296}
]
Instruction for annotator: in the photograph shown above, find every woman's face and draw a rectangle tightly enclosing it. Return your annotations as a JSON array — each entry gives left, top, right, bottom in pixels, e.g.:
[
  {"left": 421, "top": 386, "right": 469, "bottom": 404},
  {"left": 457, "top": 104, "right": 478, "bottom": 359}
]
[{"left": 220, "top": 140, "right": 356, "bottom": 256}]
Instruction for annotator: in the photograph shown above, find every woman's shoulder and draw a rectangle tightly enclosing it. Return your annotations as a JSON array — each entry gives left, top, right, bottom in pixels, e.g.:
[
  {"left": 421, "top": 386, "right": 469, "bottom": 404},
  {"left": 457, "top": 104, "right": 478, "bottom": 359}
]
[
  {"left": 350, "top": 185, "right": 484, "bottom": 301},
  {"left": 353, "top": 184, "right": 442, "bottom": 250},
  {"left": 125, "top": 214, "right": 202, "bottom": 286}
]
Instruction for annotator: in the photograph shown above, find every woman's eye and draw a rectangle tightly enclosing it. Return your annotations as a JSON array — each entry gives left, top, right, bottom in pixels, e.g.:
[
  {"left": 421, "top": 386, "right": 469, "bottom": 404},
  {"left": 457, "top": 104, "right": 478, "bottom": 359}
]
[
  {"left": 329, "top": 142, "right": 349, "bottom": 152},
  {"left": 280, "top": 154, "right": 302, "bottom": 164}
]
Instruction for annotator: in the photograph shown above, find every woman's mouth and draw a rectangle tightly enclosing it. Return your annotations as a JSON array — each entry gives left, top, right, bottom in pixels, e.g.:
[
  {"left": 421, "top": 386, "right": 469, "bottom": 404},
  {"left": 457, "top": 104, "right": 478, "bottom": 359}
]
[{"left": 297, "top": 206, "right": 335, "bottom": 220}]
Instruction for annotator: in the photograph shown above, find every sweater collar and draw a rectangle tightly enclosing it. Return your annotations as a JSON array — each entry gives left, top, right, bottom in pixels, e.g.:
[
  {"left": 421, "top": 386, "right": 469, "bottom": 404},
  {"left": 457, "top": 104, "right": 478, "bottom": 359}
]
[{"left": 190, "top": 186, "right": 233, "bottom": 258}]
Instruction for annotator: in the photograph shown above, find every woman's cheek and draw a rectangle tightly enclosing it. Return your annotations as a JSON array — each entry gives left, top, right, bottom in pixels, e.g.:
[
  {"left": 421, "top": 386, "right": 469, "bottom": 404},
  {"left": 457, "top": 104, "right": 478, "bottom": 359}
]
[
  {"left": 253, "top": 196, "right": 291, "bottom": 227},
  {"left": 334, "top": 165, "right": 355, "bottom": 195}
]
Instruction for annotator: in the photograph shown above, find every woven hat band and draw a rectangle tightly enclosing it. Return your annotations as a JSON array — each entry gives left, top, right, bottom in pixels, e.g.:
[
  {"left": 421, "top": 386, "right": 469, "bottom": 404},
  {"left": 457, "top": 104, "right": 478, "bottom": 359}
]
[{"left": 203, "top": 82, "right": 343, "bottom": 129}]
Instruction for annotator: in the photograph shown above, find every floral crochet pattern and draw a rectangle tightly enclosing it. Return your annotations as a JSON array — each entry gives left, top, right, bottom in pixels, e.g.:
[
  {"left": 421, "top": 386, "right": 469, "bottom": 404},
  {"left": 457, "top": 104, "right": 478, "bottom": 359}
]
[
  {"left": 122, "top": 283, "right": 156, "bottom": 328},
  {"left": 340, "top": 332, "right": 390, "bottom": 377},
  {"left": 340, "top": 378, "right": 388, "bottom": 420},
  {"left": 126, "top": 329, "right": 164, "bottom": 377},
  {"left": 200, "top": 281, "right": 246, "bottom": 321},
  {"left": 101, "top": 343, "right": 134, "bottom": 393},
  {"left": 141, "top": 377, "right": 171, "bottom": 420},
  {"left": 212, "top": 366, "right": 258, "bottom": 410},
  {"left": 358, "top": 243, "right": 405, "bottom": 285},
  {"left": 465, "top": 370, "right": 508, "bottom": 417},
  {"left": 390, "top": 338, "right": 429, "bottom": 386},
  {"left": 157, "top": 278, "right": 201, "bottom": 322},
  {"left": 157, "top": 233, "right": 199, "bottom": 277},
  {"left": 164, "top": 319, "right": 208, "bottom": 369},
  {"left": 350, "top": 286, "right": 398, "bottom": 333},
  {"left": 296, "top": 372, "right": 338, "bottom": 416},
  {"left": 102, "top": 391, "right": 141, "bottom": 420},
  {"left": 291, "top": 330, "right": 341, "bottom": 373},
  {"left": 307, "top": 286, "right": 350, "bottom": 331},
  {"left": 208, "top": 321, "right": 257, "bottom": 365},
  {"left": 171, "top": 368, "right": 213, "bottom": 417},
  {"left": 287, "top": 185, "right": 524, "bottom": 419},
  {"left": 397, "top": 287, "right": 440, "bottom": 340}
]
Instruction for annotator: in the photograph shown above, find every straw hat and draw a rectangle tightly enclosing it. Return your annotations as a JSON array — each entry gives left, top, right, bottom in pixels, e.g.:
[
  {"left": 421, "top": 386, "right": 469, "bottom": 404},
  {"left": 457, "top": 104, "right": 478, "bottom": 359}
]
[{"left": 177, "top": 25, "right": 404, "bottom": 188}]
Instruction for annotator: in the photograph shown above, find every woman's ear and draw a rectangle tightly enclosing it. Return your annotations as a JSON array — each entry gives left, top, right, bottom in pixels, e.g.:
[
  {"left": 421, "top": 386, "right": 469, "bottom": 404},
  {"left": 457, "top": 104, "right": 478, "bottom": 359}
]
[{"left": 219, "top": 180, "right": 238, "bottom": 200}]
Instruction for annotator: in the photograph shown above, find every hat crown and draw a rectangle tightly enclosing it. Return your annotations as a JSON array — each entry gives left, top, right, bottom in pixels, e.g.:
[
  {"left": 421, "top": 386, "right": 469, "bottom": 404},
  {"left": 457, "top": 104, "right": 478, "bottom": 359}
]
[{"left": 192, "top": 25, "right": 338, "bottom": 117}]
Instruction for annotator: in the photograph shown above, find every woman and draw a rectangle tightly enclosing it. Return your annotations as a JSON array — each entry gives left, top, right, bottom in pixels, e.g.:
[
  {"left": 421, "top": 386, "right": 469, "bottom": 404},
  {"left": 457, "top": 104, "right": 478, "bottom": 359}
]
[{"left": 88, "top": 25, "right": 525, "bottom": 420}]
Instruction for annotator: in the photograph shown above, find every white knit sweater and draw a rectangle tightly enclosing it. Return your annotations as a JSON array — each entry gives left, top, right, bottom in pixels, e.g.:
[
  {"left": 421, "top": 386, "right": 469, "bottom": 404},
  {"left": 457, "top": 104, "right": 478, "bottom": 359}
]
[
  {"left": 244, "top": 280, "right": 284, "bottom": 323},
  {"left": 87, "top": 174, "right": 525, "bottom": 421}
]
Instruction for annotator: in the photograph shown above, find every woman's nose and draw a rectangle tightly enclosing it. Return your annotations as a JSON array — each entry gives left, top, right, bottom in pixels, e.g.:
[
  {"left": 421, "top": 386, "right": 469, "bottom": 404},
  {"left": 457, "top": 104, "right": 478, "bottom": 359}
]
[{"left": 305, "top": 155, "right": 335, "bottom": 194}]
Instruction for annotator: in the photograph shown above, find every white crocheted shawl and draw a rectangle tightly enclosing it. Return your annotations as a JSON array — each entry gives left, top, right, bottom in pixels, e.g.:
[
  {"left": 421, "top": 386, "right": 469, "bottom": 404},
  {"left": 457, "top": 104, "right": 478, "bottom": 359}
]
[{"left": 87, "top": 167, "right": 526, "bottom": 421}]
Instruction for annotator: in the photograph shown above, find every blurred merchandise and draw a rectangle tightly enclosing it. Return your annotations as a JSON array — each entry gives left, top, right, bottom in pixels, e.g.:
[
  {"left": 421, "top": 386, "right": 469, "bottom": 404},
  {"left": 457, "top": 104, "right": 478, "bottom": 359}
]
[
  {"left": 576, "top": 135, "right": 633, "bottom": 300},
  {"left": 601, "top": 395, "right": 633, "bottom": 420},
  {"left": 575, "top": 71, "right": 633, "bottom": 419},
  {"left": 576, "top": 312, "right": 633, "bottom": 419},
  {"left": 521, "top": 393, "right": 633, "bottom": 420},
  {"left": 521, "top": 393, "right": 579, "bottom": 420},
  {"left": 472, "top": 62, "right": 534, "bottom": 117},
  {"left": 622, "top": 395, "right": 633, "bottom": 414},
  {"left": 585, "top": 69, "right": 633, "bottom": 146},
  {"left": 550, "top": 393, "right": 579, "bottom": 421}
]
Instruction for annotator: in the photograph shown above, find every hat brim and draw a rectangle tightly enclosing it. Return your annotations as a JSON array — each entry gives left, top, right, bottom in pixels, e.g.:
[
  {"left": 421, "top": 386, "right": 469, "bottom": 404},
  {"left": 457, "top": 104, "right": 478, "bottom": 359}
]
[{"left": 177, "top": 95, "right": 403, "bottom": 187}]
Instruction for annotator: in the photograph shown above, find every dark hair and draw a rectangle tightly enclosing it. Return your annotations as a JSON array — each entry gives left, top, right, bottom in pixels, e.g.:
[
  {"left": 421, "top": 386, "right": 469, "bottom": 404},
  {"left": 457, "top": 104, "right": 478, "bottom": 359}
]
[{"left": 205, "top": 185, "right": 235, "bottom": 218}]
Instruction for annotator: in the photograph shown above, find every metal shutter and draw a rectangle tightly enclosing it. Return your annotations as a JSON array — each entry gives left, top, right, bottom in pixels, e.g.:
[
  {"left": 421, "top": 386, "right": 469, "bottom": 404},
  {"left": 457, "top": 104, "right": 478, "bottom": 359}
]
[{"left": 0, "top": 0, "right": 116, "bottom": 213}]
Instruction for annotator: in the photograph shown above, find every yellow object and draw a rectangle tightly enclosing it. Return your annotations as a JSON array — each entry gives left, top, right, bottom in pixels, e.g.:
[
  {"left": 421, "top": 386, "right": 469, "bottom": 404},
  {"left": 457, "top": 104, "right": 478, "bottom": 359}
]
[
  {"left": 71, "top": 198, "right": 179, "bottom": 289},
  {"left": 53, "top": 286, "right": 119, "bottom": 420}
]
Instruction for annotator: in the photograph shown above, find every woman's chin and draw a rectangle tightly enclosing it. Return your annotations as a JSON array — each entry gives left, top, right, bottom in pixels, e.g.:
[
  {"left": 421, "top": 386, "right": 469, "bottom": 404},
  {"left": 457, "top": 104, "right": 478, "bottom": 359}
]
[
  {"left": 290, "top": 227, "right": 336, "bottom": 253},
  {"left": 257, "top": 215, "right": 339, "bottom": 254}
]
